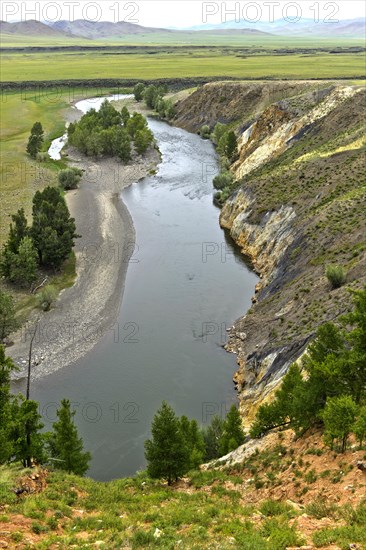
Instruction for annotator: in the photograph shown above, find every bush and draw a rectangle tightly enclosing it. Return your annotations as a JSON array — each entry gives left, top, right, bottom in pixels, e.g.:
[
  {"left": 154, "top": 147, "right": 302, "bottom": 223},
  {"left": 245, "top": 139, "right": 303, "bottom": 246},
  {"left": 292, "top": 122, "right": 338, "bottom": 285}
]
[
  {"left": 200, "top": 125, "right": 211, "bottom": 139},
  {"left": 58, "top": 168, "right": 83, "bottom": 190},
  {"left": 213, "top": 171, "right": 234, "bottom": 190},
  {"left": 326, "top": 265, "right": 346, "bottom": 289},
  {"left": 36, "top": 285, "right": 58, "bottom": 311}
]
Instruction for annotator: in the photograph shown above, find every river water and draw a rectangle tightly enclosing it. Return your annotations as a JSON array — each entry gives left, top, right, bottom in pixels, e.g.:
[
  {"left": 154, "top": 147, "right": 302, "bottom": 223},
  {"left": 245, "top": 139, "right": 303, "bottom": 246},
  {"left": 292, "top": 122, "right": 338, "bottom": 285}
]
[{"left": 34, "top": 98, "right": 258, "bottom": 481}]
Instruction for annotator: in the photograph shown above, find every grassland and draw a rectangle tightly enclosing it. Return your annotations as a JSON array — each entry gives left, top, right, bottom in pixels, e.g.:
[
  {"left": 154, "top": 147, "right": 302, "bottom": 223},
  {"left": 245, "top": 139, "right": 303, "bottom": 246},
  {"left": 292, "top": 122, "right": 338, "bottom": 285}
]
[
  {"left": 1, "top": 49, "right": 365, "bottom": 82},
  {"left": 1, "top": 429, "right": 366, "bottom": 549}
]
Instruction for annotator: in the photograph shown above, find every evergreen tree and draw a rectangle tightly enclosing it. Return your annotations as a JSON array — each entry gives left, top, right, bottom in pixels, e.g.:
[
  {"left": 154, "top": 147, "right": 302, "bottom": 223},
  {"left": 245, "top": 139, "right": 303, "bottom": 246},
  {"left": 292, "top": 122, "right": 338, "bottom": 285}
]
[
  {"left": 26, "top": 122, "right": 44, "bottom": 158},
  {"left": 0, "top": 346, "right": 18, "bottom": 463},
  {"left": 219, "top": 404, "right": 245, "bottom": 455},
  {"left": 225, "top": 131, "right": 237, "bottom": 160},
  {"left": 7, "top": 208, "right": 29, "bottom": 254},
  {"left": 144, "top": 402, "right": 190, "bottom": 485},
  {"left": 121, "top": 106, "right": 130, "bottom": 126},
  {"left": 180, "top": 416, "right": 205, "bottom": 469},
  {"left": 31, "top": 187, "right": 78, "bottom": 269},
  {"left": 12, "top": 398, "right": 45, "bottom": 467},
  {"left": 134, "top": 128, "right": 154, "bottom": 155},
  {"left": 202, "top": 415, "right": 225, "bottom": 460},
  {"left": 133, "top": 82, "right": 145, "bottom": 102},
  {"left": 8, "top": 236, "right": 38, "bottom": 287},
  {"left": 144, "top": 85, "right": 159, "bottom": 109},
  {"left": 47, "top": 399, "right": 91, "bottom": 475},
  {"left": 0, "top": 290, "right": 19, "bottom": 342}
]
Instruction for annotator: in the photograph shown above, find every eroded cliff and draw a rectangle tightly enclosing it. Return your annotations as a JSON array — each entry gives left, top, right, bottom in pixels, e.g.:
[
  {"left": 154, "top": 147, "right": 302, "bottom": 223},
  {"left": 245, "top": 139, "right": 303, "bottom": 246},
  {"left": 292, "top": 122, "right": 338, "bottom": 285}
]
[{"left": 175, "top": 81, "right": 366, "bottom": 424}]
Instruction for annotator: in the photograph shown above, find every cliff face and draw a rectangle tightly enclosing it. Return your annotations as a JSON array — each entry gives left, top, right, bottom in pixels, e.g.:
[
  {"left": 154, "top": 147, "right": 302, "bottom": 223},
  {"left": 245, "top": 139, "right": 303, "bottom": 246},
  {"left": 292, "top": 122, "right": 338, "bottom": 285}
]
[{"left": 175, "top": 82, "right": 366, "bottom": 424}]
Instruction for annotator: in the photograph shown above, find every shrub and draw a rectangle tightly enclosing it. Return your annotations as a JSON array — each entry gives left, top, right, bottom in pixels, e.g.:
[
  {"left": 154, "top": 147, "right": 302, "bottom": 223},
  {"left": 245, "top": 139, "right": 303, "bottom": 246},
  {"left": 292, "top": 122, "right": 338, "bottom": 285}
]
[
  {"left": 326, "top": 265, "right": 346, "bottom": 289},
  {"left": 36, "top": 285, "right": 58, "bottom": 311},
  {"left": 200, "top": 125, "right": 211, "bottom": 139},
  {"left": 58, "top": 167, "right": 83, "bottom": 190},
  {"left": 213, "top": 171, "right": 234, "bottom": 190}
]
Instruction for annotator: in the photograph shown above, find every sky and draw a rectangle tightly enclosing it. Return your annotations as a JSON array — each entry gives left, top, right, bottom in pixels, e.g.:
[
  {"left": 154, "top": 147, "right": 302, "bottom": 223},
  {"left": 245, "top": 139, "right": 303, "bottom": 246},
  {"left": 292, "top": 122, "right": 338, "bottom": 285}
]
[{"left": 1, "top": 1, "right": 365, "bottom": 28}]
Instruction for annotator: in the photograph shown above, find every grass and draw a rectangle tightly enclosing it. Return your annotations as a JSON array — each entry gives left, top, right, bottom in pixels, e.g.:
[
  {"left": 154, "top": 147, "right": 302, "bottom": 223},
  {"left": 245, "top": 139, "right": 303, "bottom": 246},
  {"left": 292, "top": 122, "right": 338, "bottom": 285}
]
[{"left": 1, "top": 50, "right": 365, "bottom": 82}]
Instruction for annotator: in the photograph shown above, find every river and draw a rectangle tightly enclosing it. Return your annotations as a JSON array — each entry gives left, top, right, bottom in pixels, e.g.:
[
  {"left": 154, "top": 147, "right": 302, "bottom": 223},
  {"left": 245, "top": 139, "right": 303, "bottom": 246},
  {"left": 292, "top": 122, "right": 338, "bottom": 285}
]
[{"left": 33, "top": 97, "right": 258, "bottom": 481}]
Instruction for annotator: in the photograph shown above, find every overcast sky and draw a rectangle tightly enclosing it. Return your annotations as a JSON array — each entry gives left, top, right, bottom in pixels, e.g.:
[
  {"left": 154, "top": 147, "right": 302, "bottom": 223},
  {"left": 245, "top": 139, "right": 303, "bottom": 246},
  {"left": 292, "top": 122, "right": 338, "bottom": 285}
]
[{"left": 2, "top": 1, "right": 365, "bottom": 27}]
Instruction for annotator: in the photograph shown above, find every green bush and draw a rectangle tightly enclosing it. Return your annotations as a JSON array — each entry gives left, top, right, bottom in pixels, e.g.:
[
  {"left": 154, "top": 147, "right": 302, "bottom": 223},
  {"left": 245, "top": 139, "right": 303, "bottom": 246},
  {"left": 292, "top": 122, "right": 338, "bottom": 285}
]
[
  {"left": 200, "top": 125, "right": 211, "bottom": 139},
  {"left": 36, "top": 285, "right": 58, "bottom": 311},
  {"left": 325, "top": 264, "right": 347, "bottom": 289},
  {"left": 213, "top": 171, "right": 234, "bottom": 190},
  {"left": 58, "top": 167, "right": 83, "bottom": 190}
]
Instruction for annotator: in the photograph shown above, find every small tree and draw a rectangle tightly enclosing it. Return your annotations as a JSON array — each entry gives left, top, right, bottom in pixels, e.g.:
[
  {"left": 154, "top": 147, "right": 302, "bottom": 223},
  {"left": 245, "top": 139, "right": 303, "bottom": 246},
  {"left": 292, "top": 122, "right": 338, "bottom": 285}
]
[
  {"left": 47, "top": 399, "right": 91, "bottom": 475},
  {"left": 322, "top": 395, "right": 358, "bottom": 452},
  {"left": 144, "top": 85, "right": 159, "bottom": 109},
  {"left": 121, "top": 106, "right": 131, "bottom": 126},
  {"left": 58, "top": 168, "right": 83, "bottom": 190},
  {"left": 26, "top": 122, "right": 44, "bottom": 159},
  {"left": 220, "top": 404, "right": 245, "bottom": 455},
  {"left": 144, "top": 402, "right": 190, "bottom": 485},
  {"left": 134, "top": 128, "right": 154, "bottom": 155},
  {"left": 202, "top": 415, "right": 225, "bottom": 460},
  {"left": 180, "top": 416, "right": 205, "bottom": 470},
  {"left": 212, "top": 123, "right": 227, "bottom": 145},
  {"left": 12, "top": 398, "right": 45, "bottom": 467},
  {"left": 354, "top": 406, "right": 366, "bottom": 448},
  {"left": 225, "top": 131, "right": 237, "bottom": 160},
  {"left": 8, "top": 236, "right": 38, "bottom": 287},
  {"left": 0, "top": 290, "right": 19, "bottom": 343},
  {"left": 0, "top": 346, "right": 18, "bottom": 463},
  {"left": 133, "top": 82, "right": 145, "bottom": 102}
]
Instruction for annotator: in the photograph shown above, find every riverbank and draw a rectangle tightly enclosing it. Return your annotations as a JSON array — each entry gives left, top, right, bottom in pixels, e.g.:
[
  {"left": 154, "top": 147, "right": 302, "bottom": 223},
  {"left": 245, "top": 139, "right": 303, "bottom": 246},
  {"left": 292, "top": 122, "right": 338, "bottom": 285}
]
[{"left": 9, "top": 101, "right": 160, "bottom": 382}]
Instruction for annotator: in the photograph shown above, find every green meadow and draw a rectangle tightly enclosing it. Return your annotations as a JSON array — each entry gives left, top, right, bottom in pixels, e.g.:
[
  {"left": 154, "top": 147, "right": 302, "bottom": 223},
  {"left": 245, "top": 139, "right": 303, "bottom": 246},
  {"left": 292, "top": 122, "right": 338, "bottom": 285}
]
[{"left": 1, "top": 49, "right": 365, "bottom": 82}]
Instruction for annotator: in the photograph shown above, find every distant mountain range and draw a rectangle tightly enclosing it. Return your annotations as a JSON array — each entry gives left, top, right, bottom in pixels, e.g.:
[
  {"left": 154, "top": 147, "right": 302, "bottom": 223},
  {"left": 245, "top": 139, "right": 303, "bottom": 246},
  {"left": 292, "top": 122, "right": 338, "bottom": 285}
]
[
  {"left": 187, "top": 17, "right": 366, "bottom": 37},
  {"left": 0, "top": 17, "right": 365, "bottom": 40}
]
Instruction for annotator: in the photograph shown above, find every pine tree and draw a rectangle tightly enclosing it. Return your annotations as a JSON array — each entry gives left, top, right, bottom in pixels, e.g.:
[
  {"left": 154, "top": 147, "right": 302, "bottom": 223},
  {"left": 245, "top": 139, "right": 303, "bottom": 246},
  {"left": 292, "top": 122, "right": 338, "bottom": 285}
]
[
  {"left": 0, "top": 290, "right": 19, "bottom": 343},
  {"left": 7, "top": 208, "right": 29, "bottom": 254},
  {"left": 144, "top": 402, "right": 190, "bottom": 485},
  {"left": 202, "top": 415, "right": 225, "bottom": 460},
  {"left": 47, "top": 399, "right": 91, "bottom": 475},
  {"left": 180, "top": 416, "right": 205, "bottom": 469},
  {"left": 8, "top": 236, "right": 38, "bottom": 287},
  {"left": 219, "top": 404, "right": 245, "bottom": 455},
  {"left": 0, "top": 346, "right": 18, "bottom": 463},
  {"left": 26, "top": 122, "right": 44, "bottom": 158},
  {"left": 225, "top": 131, "right": 237, "bottom": 160},
  {"left": 12, "top": 398, "right": 45, "bottom": 467},
  {"left": 322, "top": 395, "right": 358, "bottom": 452},
  {"left": 121, "top": 106, "right": 130, "bottom": 126},
  {"left": 133, "top": 83, "right": 145, "bottom": 102}
]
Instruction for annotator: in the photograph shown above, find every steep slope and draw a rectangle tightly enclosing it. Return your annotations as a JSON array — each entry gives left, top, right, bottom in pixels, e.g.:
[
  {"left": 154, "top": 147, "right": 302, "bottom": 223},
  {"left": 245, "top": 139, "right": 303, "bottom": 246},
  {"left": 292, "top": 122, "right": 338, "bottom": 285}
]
[{"left": 174, "top": 82, "right": 366, "bottom": 423}]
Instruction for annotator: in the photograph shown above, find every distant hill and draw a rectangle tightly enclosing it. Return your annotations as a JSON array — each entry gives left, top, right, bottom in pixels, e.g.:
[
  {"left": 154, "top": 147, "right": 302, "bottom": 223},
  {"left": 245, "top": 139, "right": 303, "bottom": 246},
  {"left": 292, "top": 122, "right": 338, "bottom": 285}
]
[
  {"left": 51, "top": 19, "right": 172, "bottom": 39},
  {"left": 188, "top": 17, "right": 366, "bottom": 37},
  {"left": 0, "top": 19, "right": 66, "bottom": 36}
]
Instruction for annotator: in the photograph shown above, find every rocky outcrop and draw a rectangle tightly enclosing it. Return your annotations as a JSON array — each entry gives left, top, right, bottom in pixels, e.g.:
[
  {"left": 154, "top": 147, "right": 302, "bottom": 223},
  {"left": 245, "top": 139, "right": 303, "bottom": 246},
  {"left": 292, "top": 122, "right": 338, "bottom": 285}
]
[{"left": 176, "top": 82, "right": 366, "bottom": 425}]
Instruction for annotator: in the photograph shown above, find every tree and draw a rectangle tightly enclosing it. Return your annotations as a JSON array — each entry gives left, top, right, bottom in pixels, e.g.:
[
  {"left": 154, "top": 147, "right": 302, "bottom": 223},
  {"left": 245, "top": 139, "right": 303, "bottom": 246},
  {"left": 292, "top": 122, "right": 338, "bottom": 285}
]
[
  {"left": 202, "top": 415, "right": 225, "bottom": 460},
  {"left": 12, "top": 398, "right": 45, "bottom": 467},
  {"left": 134, "top": 82, "right": 145, "bottom": 102},
  {"left": 219, "top": 404, "right": 245, "bottom": 455},
  {"left": 26, "top": 122, "right": 44, "bottom": 159},
  {"left": 321, "top": 395, "right": 358, "bottom": 452},
  {"left": 180, "top": 416, "right": 205, "bottom": 469},
  {"left": 7, "top": 208, "right": 29, "bottom": 254},
  {"left": 8, "top": 237, "right": 38, "bottom": 287},
  {"left": 31, "top": 187, "right": 78, "bottom": 269},
  {"left": 127, "top": 112, "right": 148, "bottom": 138},
  {"left": 212, "top": 123, "right": 227, "bottom": 145},
  {"left": 225, "top": 131, "right": 237, "bottom": 160},
  {"left": 144, "top": 85, "right": 159, "bottom": 109},
  {"left": 58, "top": 168, "right": 83, "bottom": 190},
  {"left": 134, "top": 128, "right": 154, "bottom": 155},
  {"left": 0, "top": 346, "right": 18, "bottom": 463},
  {"left": 46, "top": 399, "right": 91, "bottom": 475},
  {"left": 0, "top": 290, "right": 18, "bottom": 343},
  {"left": 200, "top": 125, "right": 210, "bottom": 139},
  {"left": 117, "top": 133, "right": 132, "bottom": 163},
  {"left": 121, "top": 106, "right": 130, "bottom": 126},
  {"left": 144, "top": 402, "right": 190, "bottom": 485},
  {"left": 353, "top": 406, "right": 366, "bottom": 448}
]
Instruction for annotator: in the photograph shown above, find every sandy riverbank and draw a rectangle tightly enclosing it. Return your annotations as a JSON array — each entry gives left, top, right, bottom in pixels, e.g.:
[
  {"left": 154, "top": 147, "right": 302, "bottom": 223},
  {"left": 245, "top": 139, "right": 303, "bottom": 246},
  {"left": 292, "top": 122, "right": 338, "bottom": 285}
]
[{"left": 10, "top": 103, "right": 160, "bottom": 382}]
